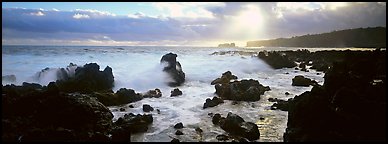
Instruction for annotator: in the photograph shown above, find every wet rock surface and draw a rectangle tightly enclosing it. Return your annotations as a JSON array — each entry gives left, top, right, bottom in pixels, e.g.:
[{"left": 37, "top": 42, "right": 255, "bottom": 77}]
[
  {"left": 161, "top": 53, "right": 185, "bottom": 87},
  {"left": 212, "top": 112, "right": 260, "bottom": 141},
  {"left": 203, "top": 96, "right": 224, "bottom": 109},
  {"left": 142, "top": 88, "right": 162, "bottom": 98},
  {"left": 211, "top": 71, "right": 238, "bottom": 85},
  {"left": 284, "top": 49, "right": 386, "bottom": 142},
  {"left": 56, "top": 63, "right": 114, "bottom": 93},
  {"left": 215, "top": 78, "right": 270, "bottom": 101},
  {"left": 2, "top": 83, "right": 114, "bottom": 142},
  {"left": 292, "top": 75, "right": 318, "bottom": 87},
  {"left": 170, "top": 88, "right": 183, "bottom": 97}
]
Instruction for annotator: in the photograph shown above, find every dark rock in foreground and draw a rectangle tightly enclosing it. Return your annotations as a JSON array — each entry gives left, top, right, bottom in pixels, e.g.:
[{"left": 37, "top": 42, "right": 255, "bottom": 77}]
[
  {"left": 170, "top": 88, "right": 183, "bottom": 97},
  {"left": 211, "top": 71, "right": 238, "bottom": 85},
  {"left": 171, "top": 138, "right": 180, "bottom": 142},
  {"left": 269, "top": 98, "right": 294, "bottom": 111},
  {"left": 292, "top": 75, "right": 318, "bottom": 87},
  {"left": 161, "top": 53, "right": 185, "bottom": 87},
  {"left": 56, "top": 63, "right": 114, "bottom": 93},
  {"left": 174, "top": 122, "right": 184, "bottom": 129},
  {"left": 91, "top": 88, "right": 143, "bottom": 106},
  {"left": 215, "top": 79, "right": 270, "bottom": 101},
  {"left": 142, "top": 88, "right": 162, "bottom": 98},
  {"left": 2, "top": 84, "right": 114, "bottom": 142},
  {"left": 112, "top": 113, "right": 153, "bottom": 141},
  {"left": 142, "top": 104, "right": 154, "bottom": 112},
  {"left": 284, "top": 49, "right": 386, "bottom": 142},
  {"left": 203, "top": 96, "right": 224, "bottom": 109},
  {"left": 175, "top": 130, "right": 184, "bottom": 135},
  {"left": 212, "top": 112, "right": 260, "bottom": 141}
]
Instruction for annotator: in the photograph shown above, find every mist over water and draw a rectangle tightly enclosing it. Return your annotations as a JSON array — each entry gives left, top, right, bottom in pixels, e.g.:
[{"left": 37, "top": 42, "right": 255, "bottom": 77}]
[{"left": 2, "top": 45, "right": 328, "bottom": 142}]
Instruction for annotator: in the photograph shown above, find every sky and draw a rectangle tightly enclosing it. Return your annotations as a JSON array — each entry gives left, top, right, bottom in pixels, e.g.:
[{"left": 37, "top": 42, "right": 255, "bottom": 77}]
[{"left": 2, "top": 2, "right": 386, "bottom": 47}]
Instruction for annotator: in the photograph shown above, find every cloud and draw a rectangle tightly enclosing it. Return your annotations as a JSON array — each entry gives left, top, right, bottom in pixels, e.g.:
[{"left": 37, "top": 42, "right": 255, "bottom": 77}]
[
  {"left": 30, "top": 11, "right": 45, "bottom": 16},
  {"left": 2, "top": 2, "right": 386, "bottom": 46},
  {"left": 73, "top": 13, "right": 90, "bottom": 19}
]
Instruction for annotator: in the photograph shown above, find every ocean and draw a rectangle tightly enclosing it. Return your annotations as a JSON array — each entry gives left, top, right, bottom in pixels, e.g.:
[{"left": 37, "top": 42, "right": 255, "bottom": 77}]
[{"left": 2, "top": 45, "right": 370, "bottom": 142}]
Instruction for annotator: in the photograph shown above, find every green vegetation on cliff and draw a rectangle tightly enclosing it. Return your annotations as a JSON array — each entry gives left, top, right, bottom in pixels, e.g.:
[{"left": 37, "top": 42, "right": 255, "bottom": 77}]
[{"left": 247, "top": 27, "right": 386, "bottom": 48}]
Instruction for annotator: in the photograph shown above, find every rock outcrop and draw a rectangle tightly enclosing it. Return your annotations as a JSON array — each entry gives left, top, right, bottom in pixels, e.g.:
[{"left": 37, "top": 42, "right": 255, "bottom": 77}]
[
  {"left": 211, "top": 71, "right": 238, "bottom": 85},
  {"left": 291, "top": 75, "right": 318, "bottom": 87},
  {"left": 56, "top": 63, "right": 114, "bottom": 93},
  {"left": 91, "top": 88, "right": 143, "bottom": 106},
  {"left": 258, "top": 51, "right": 297, "bottom": 69},
  {"left": 212, "top": 112, "right": 260, "bottom": 141},
  {"left": 142, "top": 88, "right": 162, "bottom": 98},
  {"left": 203, "top": 96, "right": 224, "bottom": 109},
  {"left": 2, "top": 83, "right": 114, "bottom": 142},
  {"left": 160, "top": 53, "right": 185, "bottom": 87},
  {"left": 284, "top": 49, "right": 386, "bottom": 142},
  {"left": 170, "top": 88, "right": 183, "bottom": 97},
  {"left": 215, "top": 79, "right": 270, "bottom": 101}
]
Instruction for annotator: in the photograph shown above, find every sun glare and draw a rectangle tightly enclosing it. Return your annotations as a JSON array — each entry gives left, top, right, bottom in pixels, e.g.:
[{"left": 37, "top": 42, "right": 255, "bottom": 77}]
[{"left": 225, "top": 5, "right": 265, "bottom": 42}]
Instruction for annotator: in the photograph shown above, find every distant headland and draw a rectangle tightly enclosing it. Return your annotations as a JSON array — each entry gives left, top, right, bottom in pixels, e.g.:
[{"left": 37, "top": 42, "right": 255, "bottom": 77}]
[
  {"left": 246, "top": 27, "right": 386, "bottom": 48},
  {"left": 218, "top": 43, "right": 236, "bottom": 48}
]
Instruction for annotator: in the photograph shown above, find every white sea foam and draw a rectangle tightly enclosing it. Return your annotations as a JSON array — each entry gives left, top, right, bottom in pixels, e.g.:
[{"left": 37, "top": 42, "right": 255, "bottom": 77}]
[{"left": 2, "top": 45, "right": 328, "bottom": 142}]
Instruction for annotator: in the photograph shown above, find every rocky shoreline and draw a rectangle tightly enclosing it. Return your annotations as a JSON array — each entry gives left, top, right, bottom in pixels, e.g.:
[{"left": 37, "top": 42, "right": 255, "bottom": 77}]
[{"left": 2, "top": 49, "right": 386, "bottom": 142}]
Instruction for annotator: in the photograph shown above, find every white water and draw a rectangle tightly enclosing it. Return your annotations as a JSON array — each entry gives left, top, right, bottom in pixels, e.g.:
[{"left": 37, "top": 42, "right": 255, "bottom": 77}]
[{"left": 2, "top": 45, "right": 331, "bottom": 142}]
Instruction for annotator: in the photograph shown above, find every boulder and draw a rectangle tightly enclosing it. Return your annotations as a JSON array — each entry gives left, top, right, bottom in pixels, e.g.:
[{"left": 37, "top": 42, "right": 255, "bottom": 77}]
[
  {"left": 211, "top": 71, "right": 238, "bottom": 85},
  {"left": 291, "top": 75, "right": 318, "bottom": 87},
  {"left": 142, "top": 88, "right": 162, "bottom": 98},
  {"left": 91, "top": 88, "right": 143, "bottom": 106},
  {"left": 203, "top": 96, "right": 224, "bottom": 109},
  {"left": 161, "top": 53, "right": 185, "bottom": 87},
  {"left": 171, "top": 138, "right": 180, "bottom": 142},
  {"left": 174, "top": 122, "right": 184, "bottom": 129},
  {"left": 218, "top": 112, "right": 260, "bottom": 141},
  {"left": 114, "top": 113, "right": 153, "bottom": 134},
  {"left": 170, "top": 88, "right": 183, "bottom": 97},
  {"left": 175, "top": 130, "right": 184, "bottom": 135},
  {"left": 142, "top": 104, "right": 154, "bottom": 112},
  {"left": 215, "top": 79, "right": 270, "bottom": 101},
  {"left": 212, "top": 113, "right": 222, "bottom": 125}
]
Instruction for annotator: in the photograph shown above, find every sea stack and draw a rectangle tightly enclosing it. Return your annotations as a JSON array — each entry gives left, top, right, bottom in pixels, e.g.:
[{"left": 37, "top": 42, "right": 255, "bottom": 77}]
[{"left": 160, "top": 53, "right": 185, "bottom": 87}]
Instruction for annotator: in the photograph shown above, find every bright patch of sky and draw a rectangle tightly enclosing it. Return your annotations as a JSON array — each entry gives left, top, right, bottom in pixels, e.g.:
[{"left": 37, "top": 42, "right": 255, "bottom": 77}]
[{"left": 2, "top": 2, "right": 386, "bottom": 46}]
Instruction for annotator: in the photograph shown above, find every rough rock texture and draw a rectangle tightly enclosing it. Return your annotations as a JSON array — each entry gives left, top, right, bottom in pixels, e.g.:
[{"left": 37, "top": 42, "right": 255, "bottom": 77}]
[
  {"left": 212, "top": 112, "right": 260, "bottom": 141},
  {"left": 142, "top": 104, "right": 154, "bottom": 112},
  {"left": 170, "top": 88, "right": 183, "bottom": 97},
  {"left": 160, "top": 53, "right": 185, "bottom": 87},
  {"left": 90, "top": 88, "right": 142, "bottom": 106},
  {"left": 174, "top": 122, "right": 184, "bottom": 129},
  {"left": 113, "top": 113, "right": 153, "bottom": 134},
  {"left": 142, "top": 88, "right": 162, "bottom": 98},
  {"left": 56, "top": 63, "right": 114, "bottom": 93},
  {"left": 2, "top": 83, "right": 114, "bottom": 142},
  {"left": 258, "top": 51, "right": 297, "bottom": 69},
  {"left": 291, "top": 75, "right": 318, "bottom": 87},
  {"left": 269, "top": 98, "right": 294, "bottom": 111},
  {"left": 211, "top": 71, "right": 238, "bottom": 85},
  {"left": 215, "top": 79, "right": 270, "bottom": 101},
  {"left": 203, "top": 96, "right": 224, "bottom": 109},
  {"left": 284, "top": 49, "right": 386, "bottom": 142}
]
